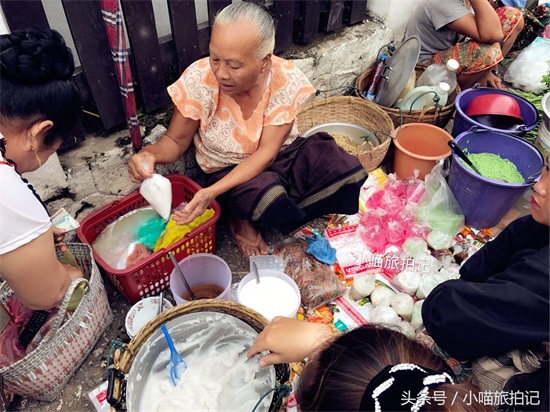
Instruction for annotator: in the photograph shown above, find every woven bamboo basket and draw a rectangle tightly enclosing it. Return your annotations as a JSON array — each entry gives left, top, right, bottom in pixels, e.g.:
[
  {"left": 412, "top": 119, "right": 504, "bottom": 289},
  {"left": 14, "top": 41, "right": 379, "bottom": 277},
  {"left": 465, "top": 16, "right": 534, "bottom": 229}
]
[
  {"left": 108, "top": 299, "right": 290, "bottom": 411},
  {"left": 296, "top": 96, "right": 394, "bottom": 172},
  {"left": 355, "top": 63, "right": 460, "bottom": 129}
]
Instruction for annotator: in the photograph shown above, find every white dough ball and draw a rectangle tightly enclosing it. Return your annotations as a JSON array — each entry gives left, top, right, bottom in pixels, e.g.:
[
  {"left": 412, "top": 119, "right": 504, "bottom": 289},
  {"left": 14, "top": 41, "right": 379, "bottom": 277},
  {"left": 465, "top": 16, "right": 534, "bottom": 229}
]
[
  {"left": 370, "top": 286, "right": 395, "bottom": 307},
  {"left": 390, "top": 292, "right": 414, "bottom": 321},
  {"left": 350, "top": 274, "right": 376, "bottom": 300}
]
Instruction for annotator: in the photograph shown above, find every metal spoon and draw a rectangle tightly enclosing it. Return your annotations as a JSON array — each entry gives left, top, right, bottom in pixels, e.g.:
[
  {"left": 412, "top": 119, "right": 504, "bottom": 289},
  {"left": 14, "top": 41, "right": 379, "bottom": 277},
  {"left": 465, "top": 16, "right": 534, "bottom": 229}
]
[
  {"left": 168, "top": 251, "right": 195, "bottom": 300},
  {"left": 448, "top": 141, "right": 484, "bottom": 177},
  {"left": 252, "top": 261, "right": 261, "bottom": 285},
  {"left": 157, "top": 291, "right": 164, "bottom": 315}
]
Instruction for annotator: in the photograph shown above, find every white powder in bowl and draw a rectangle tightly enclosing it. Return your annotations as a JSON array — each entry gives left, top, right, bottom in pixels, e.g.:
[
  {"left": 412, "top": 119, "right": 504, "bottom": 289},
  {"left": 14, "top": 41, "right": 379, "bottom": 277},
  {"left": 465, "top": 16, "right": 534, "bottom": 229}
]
[{"left": 239, "top": 276, "right": 299, "bottom": 320}]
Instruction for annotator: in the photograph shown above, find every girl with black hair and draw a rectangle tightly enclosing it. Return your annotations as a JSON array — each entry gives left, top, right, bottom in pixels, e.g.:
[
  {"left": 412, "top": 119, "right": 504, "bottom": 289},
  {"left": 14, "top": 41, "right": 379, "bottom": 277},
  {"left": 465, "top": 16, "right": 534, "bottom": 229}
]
[
  {"left": 248, "top": 318, "right": 492, "bottom": 411},
  {"left": 0, "top": 27, "right": 83, "bottom": 310}
]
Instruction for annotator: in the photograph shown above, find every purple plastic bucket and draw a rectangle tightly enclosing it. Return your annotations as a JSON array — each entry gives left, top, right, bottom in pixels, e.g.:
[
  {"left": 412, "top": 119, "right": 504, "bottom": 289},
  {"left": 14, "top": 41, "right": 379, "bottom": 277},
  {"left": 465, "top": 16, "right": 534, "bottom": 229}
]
[
  {"left": 448, "top": 130, "right": 543, "bottom": 228},
  {"left": 452, "top": 87, "right": 539, "bottom": 138}
]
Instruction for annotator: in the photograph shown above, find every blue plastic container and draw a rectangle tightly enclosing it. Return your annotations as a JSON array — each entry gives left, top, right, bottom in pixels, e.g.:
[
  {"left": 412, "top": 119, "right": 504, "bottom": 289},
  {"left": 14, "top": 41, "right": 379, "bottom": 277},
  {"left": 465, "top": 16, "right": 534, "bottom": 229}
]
[
  {"left": 448, "top": 130, "right": 544, "bottom": 228},
  {"left": 452, "top": 87, "right": 539, "bottom": 138}
]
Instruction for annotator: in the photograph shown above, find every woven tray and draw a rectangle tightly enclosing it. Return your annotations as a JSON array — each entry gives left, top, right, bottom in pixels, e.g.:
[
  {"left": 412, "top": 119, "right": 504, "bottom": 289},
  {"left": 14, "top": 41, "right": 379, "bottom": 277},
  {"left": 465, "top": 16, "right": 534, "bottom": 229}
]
[
  {"left": 355, "top": 63, "right": 460, "bottom": 129},
  {"left": 296, "top": 96, "right": 394, "bottom": 172},
  {"left": 109, "top": 299, "right": 290, "bottom": 411}
]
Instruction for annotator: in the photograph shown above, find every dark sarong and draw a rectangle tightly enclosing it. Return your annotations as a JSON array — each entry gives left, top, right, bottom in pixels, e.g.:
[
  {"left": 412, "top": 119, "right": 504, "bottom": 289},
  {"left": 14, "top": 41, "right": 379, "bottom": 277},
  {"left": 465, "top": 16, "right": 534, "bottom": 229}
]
[{"left": 206, "top": 132, "right": 368, "bottom": 234}]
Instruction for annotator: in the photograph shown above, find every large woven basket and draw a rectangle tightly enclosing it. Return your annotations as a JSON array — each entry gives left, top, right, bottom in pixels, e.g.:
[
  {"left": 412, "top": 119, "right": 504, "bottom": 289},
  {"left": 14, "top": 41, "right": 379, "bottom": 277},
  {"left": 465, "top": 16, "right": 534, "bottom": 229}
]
[
  {"left": 108, "top": 299, "right": 291, "bottom": 411},
  {"left": 296, "top": 96, "right": 394, "bottom": 172},
  {"left": 355, "top": 63, "right": 460, "bottom": 129},
  {"left": 0, "top": 243, "right": 113, "bottom": 401}
]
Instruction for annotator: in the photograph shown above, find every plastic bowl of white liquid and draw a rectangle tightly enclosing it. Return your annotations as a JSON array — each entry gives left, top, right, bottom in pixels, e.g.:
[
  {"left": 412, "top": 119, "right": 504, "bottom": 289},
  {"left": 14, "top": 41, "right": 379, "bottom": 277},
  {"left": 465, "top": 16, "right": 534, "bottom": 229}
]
[{"left": 237, "top": 269, "right": 301, "bottom": 321}]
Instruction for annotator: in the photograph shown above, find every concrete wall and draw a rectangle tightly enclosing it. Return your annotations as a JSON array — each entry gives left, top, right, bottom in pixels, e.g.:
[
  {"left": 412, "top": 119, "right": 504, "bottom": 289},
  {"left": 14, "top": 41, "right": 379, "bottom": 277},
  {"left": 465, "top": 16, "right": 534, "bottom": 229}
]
[
  {"left": 23, "top": 19, "right": 393, "bottom": 227},
  {"left": 367, "top": 0, "right": 422, "bottom": 40}
]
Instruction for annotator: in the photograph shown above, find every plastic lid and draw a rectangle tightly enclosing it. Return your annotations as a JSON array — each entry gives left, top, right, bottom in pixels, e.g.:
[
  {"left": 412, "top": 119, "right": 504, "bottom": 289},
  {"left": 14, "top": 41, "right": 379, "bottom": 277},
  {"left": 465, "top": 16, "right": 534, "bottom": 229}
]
[
  {"left": 438, "top": 82, "right": 451, "bottom": 92},
  {"left": 446, "top": 59, "right": 459, "bottom": 72}
]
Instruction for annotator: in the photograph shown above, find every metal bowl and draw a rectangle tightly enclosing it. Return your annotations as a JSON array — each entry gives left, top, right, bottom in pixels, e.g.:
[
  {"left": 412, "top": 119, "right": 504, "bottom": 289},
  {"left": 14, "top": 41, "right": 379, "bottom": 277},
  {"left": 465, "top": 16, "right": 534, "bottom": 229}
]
[{"left": 302, "top": 122, "right": 380, "bottom": 150}]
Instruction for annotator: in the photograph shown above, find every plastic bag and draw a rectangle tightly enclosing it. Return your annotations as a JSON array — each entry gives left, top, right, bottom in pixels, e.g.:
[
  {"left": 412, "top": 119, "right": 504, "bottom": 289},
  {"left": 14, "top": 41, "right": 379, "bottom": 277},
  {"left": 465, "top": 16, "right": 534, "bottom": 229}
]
[
  {"left": 416, "top": 162, "right": 464, "bottom": 249},
  {"left": 92, "top": 207, "right": 159, "bottom": 269},
  {"left": 140, "top": 174, "right": 172, "bottom": 220},
  {"left": 503, "top": 38, "right": 550, "bottom": 94},
  {"left": 273, "top": 238, "right": 346, "bottom": 309}
]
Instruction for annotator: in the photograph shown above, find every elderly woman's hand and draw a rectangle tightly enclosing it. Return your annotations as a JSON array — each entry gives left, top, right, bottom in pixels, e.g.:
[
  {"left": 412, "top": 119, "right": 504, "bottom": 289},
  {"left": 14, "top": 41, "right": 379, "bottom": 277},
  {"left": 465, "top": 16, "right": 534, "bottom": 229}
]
[
  {"left": 128, "top": 151, "right": 155, "bottom": 183},
  {"left": 172, "top": 188, "right": 216, "bottom": 225},
  {"left": 247, "top": 317, "right": 334, "bottom": 367}
]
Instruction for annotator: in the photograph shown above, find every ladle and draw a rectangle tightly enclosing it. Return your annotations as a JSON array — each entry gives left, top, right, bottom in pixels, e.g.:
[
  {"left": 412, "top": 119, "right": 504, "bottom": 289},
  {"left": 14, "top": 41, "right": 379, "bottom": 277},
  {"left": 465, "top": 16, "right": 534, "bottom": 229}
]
[
  {"left": 168, "top": 251, "right": 195, "bottom": 300},
  {"left": 448, "top": 140, "right": 484, "bottom": 177},
  {"left": 161, "top": 324, "right": 187, "bottom": 386}
]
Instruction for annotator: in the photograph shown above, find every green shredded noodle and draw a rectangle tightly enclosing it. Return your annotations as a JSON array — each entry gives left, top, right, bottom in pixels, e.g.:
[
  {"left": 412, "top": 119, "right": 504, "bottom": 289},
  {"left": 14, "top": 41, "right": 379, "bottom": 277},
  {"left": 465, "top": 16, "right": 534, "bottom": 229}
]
[{"left": 460, "top": 152, "right": 524, "bottom": 183}]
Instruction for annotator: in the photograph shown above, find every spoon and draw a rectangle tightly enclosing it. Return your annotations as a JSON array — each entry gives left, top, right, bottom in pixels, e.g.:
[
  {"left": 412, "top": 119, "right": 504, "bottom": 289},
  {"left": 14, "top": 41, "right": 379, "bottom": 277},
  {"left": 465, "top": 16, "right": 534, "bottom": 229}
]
[
  {"left": 252, "top": 261, "right": 261, "bottom": 285},
  {"left": 448, "top": 141, "right": 484, "bottom": 177},
  {"left": 157, "top": 291, "right": 164, "bottom": 315},
  {"left": 161, "top": 324, "right": 187, "bottom": 386},
  {"left": 168, "top": 251, "right": 196, "bottom": 300}
]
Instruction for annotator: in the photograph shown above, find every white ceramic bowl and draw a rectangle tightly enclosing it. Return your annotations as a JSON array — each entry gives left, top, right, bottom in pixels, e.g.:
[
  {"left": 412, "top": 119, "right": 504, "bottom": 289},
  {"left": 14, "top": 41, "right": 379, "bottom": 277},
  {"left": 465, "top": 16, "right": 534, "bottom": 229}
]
[
  {"left": 237, "top": 269, "right": 301, "bottom": 321},
  {"left": 125, "top": 296, "right": 173, "bottom": 338}
]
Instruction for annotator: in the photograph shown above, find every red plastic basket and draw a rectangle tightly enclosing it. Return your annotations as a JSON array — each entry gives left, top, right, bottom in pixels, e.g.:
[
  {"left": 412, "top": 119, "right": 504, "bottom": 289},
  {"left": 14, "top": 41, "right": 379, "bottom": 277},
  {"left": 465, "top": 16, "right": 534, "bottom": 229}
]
[{"left": 77, "top": 175, "right": 221, "bottom": 303}]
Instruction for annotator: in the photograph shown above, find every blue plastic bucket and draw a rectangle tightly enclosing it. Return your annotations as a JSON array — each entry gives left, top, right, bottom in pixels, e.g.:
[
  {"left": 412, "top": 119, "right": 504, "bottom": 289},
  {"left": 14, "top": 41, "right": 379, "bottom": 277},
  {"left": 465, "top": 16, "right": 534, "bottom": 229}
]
[
  {"left": 452, "top": 87, "right": 539, "bottom": 138},
  {"left": 448, "top": 130, "right": 543, "bottom": 228}
]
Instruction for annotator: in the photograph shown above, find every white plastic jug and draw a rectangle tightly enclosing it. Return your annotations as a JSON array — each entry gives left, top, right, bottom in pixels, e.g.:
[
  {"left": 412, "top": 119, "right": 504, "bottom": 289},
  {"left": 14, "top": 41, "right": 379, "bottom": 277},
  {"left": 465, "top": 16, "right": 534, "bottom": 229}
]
[
  {"left": 394, "top": 82, "right": 450, "bottom": 112},
  {"left": 139, "top": 174, "right": 172, "bottom": 220},
  {"left": 416, "top": 59, "right": 459, "bottom": 91}
]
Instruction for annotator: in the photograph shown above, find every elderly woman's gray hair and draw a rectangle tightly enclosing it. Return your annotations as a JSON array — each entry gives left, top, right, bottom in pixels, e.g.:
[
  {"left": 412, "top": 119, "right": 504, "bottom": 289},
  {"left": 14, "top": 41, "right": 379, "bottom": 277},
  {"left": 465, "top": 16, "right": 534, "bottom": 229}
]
[{"left": 214, "top": 1, "right": 276, "bottom": 59}]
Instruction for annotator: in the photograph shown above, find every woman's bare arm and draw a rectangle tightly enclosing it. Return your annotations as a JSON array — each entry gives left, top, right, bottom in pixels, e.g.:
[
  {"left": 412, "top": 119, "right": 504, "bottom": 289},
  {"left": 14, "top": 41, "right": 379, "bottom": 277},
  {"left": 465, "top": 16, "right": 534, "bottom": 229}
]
[
  {"left": 128, "top": 109, "right": 200, "bottom": 183},
  {"left": 0, "top": 227, "right": 83, "bottom": 310},
  {"left": 447, "top": 0, "right": 504, "bottom": 44}
]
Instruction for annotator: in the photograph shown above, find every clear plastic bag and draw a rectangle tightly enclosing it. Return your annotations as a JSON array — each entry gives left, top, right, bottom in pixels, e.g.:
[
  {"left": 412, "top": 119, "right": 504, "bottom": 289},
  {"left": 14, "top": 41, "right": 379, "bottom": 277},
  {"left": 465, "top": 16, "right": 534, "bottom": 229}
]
[
  {"left": 417, "top": 162, "right": 464, "bottom": 249},
  {"left": 503, "top": 38, "right": 550, "bottom": 94},
  {"left": 273, "top": 238, "right": 346, "bottom": 310}
]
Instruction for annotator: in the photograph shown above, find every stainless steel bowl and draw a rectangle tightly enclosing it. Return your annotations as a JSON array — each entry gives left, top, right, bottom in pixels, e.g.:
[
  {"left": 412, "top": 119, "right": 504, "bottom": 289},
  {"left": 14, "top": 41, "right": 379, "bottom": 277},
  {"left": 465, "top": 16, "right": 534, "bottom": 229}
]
[
  {"left": 302, "top": 122, "right": 380, "bottom": 150},
  {"left": 126, "top": 312, "right": 275, "bottom": 411}
]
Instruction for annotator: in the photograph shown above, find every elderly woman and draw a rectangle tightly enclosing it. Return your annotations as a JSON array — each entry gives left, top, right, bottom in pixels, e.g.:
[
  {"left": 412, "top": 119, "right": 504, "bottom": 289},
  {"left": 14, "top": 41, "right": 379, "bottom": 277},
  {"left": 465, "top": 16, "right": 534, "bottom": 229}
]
[
  {"left": 128, "top": 2, "right": 367, "bottom": 256},
  {"left": 0, "top": 28, "right": 83, "bottom": 310},
  {"left": 406, "top": 0, "right": 524, "bottom": 89}
]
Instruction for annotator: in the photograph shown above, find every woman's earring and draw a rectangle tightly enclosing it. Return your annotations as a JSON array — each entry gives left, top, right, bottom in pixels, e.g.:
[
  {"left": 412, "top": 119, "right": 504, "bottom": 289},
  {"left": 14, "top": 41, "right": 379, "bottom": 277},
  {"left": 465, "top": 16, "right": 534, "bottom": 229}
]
[{"left": 33, "top": 148, "right": 42, "bottom": 167}]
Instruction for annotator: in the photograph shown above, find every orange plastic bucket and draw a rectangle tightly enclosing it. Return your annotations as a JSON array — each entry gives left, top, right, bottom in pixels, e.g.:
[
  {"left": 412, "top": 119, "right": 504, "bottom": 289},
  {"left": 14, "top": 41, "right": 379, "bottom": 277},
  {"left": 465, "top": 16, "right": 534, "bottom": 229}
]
[{"left": 392, "top": 123, "right": 452, "bottom": 179}]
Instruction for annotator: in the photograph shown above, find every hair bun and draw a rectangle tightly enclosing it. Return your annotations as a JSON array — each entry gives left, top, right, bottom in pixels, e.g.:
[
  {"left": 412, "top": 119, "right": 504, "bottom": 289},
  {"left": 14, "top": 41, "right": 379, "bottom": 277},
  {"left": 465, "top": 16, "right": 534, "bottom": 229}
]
[{"left": 0, "top": 27, "right": 75, "bottom": 84}]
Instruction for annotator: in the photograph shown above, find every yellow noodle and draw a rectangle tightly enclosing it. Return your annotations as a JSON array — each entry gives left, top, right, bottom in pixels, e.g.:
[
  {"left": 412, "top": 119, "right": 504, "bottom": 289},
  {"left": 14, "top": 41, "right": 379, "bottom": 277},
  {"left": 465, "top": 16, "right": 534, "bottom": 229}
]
[{"left": 331, "top": 133, "right": 361, "bottom": 156}]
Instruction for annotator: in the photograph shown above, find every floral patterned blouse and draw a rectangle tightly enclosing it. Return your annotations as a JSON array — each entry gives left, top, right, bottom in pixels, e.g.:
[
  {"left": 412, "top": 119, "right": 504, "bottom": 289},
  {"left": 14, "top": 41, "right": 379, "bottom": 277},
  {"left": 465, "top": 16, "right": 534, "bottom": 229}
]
[{"left": 167, "top": 56, "right": 316, "bottom": 173}]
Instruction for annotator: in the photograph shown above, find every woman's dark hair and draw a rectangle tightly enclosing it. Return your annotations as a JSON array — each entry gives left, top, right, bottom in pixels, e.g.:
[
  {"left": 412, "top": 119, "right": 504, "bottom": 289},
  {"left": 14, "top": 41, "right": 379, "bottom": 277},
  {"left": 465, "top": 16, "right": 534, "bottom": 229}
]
[
  {"left": 296, "top": 325, "right": 493, "bottom": 412},
  {"left": 0, "top": 27, "right": 81, "bottom": 147}
]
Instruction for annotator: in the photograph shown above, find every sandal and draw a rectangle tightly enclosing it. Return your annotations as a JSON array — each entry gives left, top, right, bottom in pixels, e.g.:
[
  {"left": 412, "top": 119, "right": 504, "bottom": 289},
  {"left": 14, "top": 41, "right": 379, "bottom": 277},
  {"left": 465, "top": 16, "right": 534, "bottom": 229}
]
[{"left": 228, "top": 220, "right": 268, "bottom": 257}]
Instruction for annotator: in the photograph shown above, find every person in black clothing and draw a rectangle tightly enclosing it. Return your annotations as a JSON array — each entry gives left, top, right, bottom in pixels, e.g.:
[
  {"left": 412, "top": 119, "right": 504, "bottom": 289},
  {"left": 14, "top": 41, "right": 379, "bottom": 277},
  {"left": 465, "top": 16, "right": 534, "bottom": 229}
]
[{"left": 422, "top": 156, "right": 549, "bottom": 409}]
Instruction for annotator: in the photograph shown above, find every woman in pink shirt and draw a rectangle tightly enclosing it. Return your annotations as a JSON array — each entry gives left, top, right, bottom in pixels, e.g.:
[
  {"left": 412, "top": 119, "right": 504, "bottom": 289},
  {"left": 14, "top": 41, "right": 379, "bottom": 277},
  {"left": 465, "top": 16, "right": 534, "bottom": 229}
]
[{"left": 129, "top": 2, "right": 367, "bottom": 256}]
